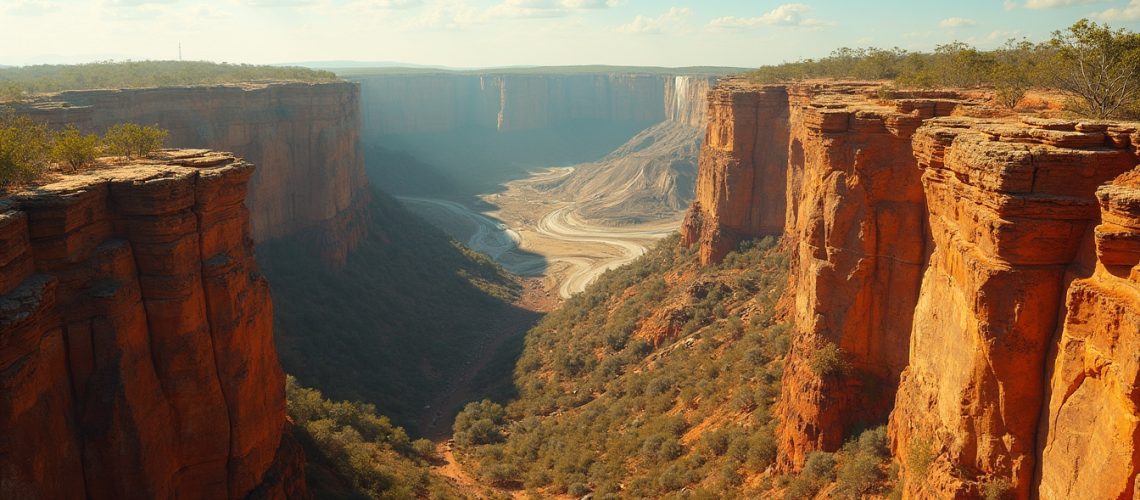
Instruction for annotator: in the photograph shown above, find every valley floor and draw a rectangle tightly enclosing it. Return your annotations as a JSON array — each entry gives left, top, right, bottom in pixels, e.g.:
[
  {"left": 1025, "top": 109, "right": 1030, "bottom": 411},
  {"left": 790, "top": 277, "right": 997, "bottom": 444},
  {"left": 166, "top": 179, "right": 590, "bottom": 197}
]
[{"left": 401, "top": 166, "right": 681, "bottom": 299}]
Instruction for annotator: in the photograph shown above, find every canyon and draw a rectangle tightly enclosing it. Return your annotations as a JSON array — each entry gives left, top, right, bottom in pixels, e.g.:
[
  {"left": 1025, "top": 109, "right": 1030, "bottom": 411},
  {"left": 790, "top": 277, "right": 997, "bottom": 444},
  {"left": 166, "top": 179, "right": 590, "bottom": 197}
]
[
  {"left": 358, "top": 70, "right": 720, "bottom": 297},
  {"left": 681, "top": 80, "right": 1140, "bottom": 497},
  {"left": 0, "top": 151, "right": 305, "bottom": 499}
]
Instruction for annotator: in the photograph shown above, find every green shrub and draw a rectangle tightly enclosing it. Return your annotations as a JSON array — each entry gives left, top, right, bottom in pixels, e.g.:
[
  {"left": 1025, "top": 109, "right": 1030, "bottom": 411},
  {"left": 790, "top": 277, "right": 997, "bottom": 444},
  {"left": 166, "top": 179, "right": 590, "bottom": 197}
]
[
  {"left": 51, "top": 126, "right": 100, "bottom": 171},
  {"left": 453, "top": 400, "right": 507, "bottom": 446},
  {"left": 0, "top": 111, "right": 50, "bottom": 185},
  {"left": 809, "top": 341, "right": 849, "bottom": 377},
  {"left": 907, "top": 438, "right": 937, "bottom": 484},
  {"left": 103, "top": 123, "right": 167, "bottom": 159},
  {"left": 803, "top": 451, "right": 838, "bottom": 482},
  {"left": 836, "top": 451, "right": 884, "bottom": 498},
  {"left": 983, "top": 477, "right": 1012, "bottom": 500}
]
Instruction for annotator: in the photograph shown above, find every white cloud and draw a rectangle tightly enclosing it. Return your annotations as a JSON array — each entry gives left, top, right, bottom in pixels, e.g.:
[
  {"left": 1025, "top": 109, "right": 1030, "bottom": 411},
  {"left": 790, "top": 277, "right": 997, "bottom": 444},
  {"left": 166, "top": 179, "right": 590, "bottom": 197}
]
[
  {"left": 940, "top": 17, "right": 976, "bottom": 28},
  {"left": 617, "top": 7, "right": 689, "bottom": 34},
  {"left": 1024, "top": 0, "right": 1109, "bottom": 9},
  {"left": 1003, "top": 0, "right": 1017, "bottom": 10},
  {"left": 706, "top": 3, "right": 830, "bottom": 30},
  {"left": 1094, "top": 0, "right": 1140, "bottom": 20}
]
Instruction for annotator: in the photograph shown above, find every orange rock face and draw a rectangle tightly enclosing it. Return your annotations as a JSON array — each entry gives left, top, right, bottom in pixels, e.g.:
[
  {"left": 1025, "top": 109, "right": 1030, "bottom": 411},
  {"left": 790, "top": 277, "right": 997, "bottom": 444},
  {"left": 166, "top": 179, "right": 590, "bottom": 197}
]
[
  {"left": 19, "top": 82, "right": 370, "bottom": 266},
  {"left": 680, "top": 82, "right": 790, "bottom": 264},
  {"left": 683, "top": 79, "right": 1140, "bottom": 497},
  {"left": 777, "top": 84, "right": 970, "bottom": 469},
  {"left": 0, "top": 151, "right": 307, "bottom": 500},
  {"left": 1036, "top": 167, "right": 1140, "bottom": 500},
  {"left": 889, "top": 117, "right": 1136, "bottom": 498}
]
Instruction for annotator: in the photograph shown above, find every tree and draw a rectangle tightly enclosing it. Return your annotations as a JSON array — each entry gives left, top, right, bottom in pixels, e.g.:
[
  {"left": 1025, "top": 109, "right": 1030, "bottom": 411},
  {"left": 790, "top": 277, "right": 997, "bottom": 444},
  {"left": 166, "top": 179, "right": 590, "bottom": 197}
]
[
  {"left": 51, "top": 126, "right": 100, "bottom": 171},
  {"left": 1049, "top": 19, "right": 1140, "bottom": 118},
  {"left": 991, "top": 39, "right": 1042, "bottom": 109},
  {"left": 0, "top": 110, "right": 51, "bottom": 185},
  {"left": 103, "top": 123, "right": 167, "bottom": 159}
]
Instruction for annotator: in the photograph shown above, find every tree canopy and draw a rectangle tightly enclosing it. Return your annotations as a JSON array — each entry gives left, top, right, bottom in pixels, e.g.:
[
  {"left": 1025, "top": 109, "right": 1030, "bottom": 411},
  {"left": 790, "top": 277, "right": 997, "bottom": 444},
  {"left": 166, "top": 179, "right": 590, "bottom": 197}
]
[{"left": 0, "top": 60, "right": 338, "bottom": 102}]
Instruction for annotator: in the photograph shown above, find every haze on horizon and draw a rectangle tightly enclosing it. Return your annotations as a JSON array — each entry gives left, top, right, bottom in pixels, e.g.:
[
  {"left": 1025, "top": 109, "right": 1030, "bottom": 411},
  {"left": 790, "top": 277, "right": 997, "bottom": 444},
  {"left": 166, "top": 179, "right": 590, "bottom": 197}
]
[{"left": 3, "top": 0, "right": 1140, "bottom": 69}]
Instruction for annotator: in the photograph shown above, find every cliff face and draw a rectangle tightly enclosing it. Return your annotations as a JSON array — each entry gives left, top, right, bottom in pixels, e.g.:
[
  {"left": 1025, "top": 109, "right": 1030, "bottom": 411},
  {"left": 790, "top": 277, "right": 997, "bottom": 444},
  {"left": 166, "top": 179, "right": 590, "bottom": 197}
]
[
  {"left": 679, "top": 83, "right": 789, "bottom": 264},
  {"left": 19, "top": 82, "right": 369, "bottom": 265},
  {"left": 0, "top": 151, "right": 306, "bottom": 499},
  {"left": 681, "top": 80, "right": 1140, "bottom": 497},
  {"left": 890, "top": 117, "right": 1137, "bottom": 497},
  {"left": 776, "top": 84, "right": 956, "bottom": 469},
  {"left": 355, "top": 73, "right": 696, "bottom": 136},
  {"left": 1037, "top": 167, "right": 1140, "bottom": 499},
  {"left": 664, "top": 76, "right": 717, "bottom": 128}
]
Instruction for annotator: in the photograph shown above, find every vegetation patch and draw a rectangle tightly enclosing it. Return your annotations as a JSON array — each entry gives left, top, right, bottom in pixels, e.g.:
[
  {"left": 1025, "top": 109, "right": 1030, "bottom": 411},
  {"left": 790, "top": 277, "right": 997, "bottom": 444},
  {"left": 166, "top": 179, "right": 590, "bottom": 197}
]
[
  {"left": 748, "top": 20, "right": 1140, "bottom": 119},
  {"left": 0, "top": 60, "right": 337, "bottom": 100},
  {"left": 286, "top": 377, "right": 460, "bottom": 499},
  {"left": 452, "top": 235, "right": 802, "bottom": 497},
  {"left": 1, "top": 109, "right": 168, "bottom": 187}
]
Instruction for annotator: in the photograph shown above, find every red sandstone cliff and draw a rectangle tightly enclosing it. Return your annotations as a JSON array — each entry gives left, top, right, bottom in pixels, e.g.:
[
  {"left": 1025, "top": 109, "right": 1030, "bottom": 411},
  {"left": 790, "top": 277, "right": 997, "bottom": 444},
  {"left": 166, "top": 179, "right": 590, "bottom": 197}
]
[
  {"left": 681, "top": 79, "right": 1140, "bottom": 497},
  {"left": 18, "top": 82, "right": 369, "bottom": 265},
  {"left": 679, "top": 83, "right": 789, "bottom": 264},
  {"left": 0, "top": 151, "right": 307, "bottom": 499}
]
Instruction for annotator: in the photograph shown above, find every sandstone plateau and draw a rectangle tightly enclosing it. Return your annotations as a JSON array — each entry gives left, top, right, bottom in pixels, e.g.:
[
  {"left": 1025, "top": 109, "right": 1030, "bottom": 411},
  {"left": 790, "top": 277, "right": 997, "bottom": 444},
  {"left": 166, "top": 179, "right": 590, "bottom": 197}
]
[
  {"left": 17, "top": 82, "right": 370, "bottom": 265},
  {"left": 681, "top": 80, "right": 1140, "bottom": 497},
  {"left": 0, "top": 151, "right": 307, "bottom": 499}
]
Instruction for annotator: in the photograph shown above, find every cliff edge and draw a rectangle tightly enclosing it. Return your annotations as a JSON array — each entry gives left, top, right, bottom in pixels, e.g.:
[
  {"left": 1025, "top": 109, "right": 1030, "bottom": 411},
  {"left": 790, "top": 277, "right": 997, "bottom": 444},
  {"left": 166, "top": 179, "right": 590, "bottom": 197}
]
[
  {"left": 681, "top": 79, "right": 1140, "bottom": 497},
  {"left": 18, "top": 82, "right": 370, "bottom": 266},
  {"left": 0, "top": 150, "right": 307, "bottom": 499}
]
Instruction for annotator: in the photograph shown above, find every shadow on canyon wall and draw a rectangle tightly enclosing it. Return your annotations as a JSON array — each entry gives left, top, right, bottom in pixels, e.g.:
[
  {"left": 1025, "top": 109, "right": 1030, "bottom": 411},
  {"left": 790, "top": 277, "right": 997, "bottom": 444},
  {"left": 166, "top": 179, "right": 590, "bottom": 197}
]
[{"left": 259, "top": 189, "right": 541, "bottom": 435}]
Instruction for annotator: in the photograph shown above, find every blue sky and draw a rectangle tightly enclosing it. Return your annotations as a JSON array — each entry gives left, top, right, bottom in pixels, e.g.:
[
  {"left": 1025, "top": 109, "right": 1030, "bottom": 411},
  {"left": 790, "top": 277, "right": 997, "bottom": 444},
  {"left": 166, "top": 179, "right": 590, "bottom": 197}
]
[{"left": 3, "top": 0, "right": 1140, "bottom": 68}]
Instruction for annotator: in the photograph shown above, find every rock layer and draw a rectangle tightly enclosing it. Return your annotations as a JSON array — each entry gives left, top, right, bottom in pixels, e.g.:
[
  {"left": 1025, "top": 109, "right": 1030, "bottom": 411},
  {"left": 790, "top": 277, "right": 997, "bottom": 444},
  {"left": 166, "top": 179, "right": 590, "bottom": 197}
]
[
  {"left": 679, "top": 83, "right": 789, "bottom": 264},
  {"left": 1036, "top": 167, "right": 1140, "bottom": 500},
  {"left": 890, "top": 117, "right": 1136, "bottom": 497},
  {"left": 0, "top": 151, "right": 307, "bottom": 500},
  {"left": 681, "top": 79, "right": 1140, "bottom": 497},
  {"left": 18, "top": 82, "right": 370, "bottom": 265},
  {"left": 355, "top": 72, "right": 716, "bottom": 136}
]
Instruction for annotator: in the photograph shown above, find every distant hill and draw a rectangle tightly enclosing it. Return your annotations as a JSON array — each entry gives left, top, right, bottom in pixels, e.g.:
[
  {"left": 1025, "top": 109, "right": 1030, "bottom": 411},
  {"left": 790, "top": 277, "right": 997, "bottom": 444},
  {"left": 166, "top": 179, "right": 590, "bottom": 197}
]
[{"left": 278, "top": 60, "right": 459, "bottom": 70}]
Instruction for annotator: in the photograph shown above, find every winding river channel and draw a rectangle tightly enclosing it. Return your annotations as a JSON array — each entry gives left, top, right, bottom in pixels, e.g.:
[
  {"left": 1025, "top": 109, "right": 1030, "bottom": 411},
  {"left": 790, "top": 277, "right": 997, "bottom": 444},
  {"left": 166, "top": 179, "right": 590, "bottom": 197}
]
[{"left": 397, "top": 167, "right": 679, "bottom": 298}]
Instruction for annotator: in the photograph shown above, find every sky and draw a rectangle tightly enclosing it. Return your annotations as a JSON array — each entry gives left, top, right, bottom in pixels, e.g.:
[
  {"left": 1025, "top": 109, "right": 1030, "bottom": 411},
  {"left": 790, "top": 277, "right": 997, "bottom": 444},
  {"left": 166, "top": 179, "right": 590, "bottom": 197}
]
[{"left": 4, "top": 0, "right": 1140, "bottom": 68}]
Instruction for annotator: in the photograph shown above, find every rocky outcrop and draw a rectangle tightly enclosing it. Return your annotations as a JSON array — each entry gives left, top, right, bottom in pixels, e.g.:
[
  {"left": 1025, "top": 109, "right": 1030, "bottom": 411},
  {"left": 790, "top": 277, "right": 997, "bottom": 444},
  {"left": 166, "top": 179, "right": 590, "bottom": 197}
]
[
  {"left": 0, "top": 151, "right": 307, "bottom": 499},
  {"left": 679, "top": 83, "right": 789, "bottom": 264},
  {"left": 682, "top": 79, "right": 1140, "bottom": 497},
  {"left": 18, "top": 82, "right": 369, "bottom": 265},
  {"left": 776, "top": 84, "right": 972, "bottom": 470}
]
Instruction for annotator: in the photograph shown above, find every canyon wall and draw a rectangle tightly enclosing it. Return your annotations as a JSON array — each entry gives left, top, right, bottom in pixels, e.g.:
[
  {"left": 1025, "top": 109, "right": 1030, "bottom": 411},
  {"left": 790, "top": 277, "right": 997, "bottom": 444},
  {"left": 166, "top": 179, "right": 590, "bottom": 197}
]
[
  {"left": 18, "top": 82, "right": 369, "bottom": 264},
  {"left": 0, "top": 151, "right": 306, "bottom": 499},
  {"left": 354, "top": 72, "right": 716, "bottom": 136},
  {"left": 679, "top": 82, "right": 788, "bottom": 264},
  {"left": 681, "top": 80, "right": 1140, "bottom": 497}
]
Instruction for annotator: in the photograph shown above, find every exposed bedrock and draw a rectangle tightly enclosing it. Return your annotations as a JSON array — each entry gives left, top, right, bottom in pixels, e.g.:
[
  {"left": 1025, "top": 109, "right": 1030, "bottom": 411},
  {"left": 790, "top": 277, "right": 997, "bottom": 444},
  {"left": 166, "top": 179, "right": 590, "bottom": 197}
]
[
  {"left": 682, "top": 79, "right": 1140, "bottom": 497},
  {"left": 0, "top": 151, "right": 307, "bottom": 499}
]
